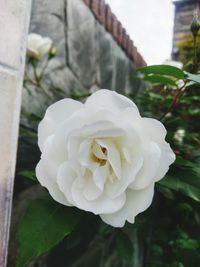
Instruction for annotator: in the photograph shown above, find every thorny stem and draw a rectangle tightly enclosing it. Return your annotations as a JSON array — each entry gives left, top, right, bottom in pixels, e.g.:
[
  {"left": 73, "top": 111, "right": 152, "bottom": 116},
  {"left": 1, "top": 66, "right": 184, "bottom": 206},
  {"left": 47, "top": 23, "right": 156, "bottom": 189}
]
[
  {"left": 38, "top": 58, "right": 50, "bottom": 81},
  {"left": 25, "top": 64, "right": 53, "bottom": 100},
  {"left": 159, "top": 80, "right": 188, "bottom": 122}
]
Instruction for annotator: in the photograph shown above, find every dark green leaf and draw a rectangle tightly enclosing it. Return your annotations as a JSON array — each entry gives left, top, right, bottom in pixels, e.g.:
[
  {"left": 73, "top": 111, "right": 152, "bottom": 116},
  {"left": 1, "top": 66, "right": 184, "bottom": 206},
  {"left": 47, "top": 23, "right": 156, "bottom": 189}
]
[
  {"left": 142, "top": 74, "right": 177, "bottom": 87},
  {"left": 159, "top": 175, "right": 200, "bottom": 202},
  {"left": 17, "top": 199, "right": 80, "bottom": 267},
  {"left": 137, "top": 65, "right": 185, "bottom": 79},
  {"left": 18, "top": 170, "right": 37, "bottom": 181},
  {"left": 116, "top": 230, "right": 134, "bottom": 262}
]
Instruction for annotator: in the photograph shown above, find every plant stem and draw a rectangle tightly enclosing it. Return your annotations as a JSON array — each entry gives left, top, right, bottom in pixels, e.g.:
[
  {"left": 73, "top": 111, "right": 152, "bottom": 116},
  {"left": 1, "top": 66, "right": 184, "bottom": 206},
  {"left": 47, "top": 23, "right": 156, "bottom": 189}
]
[
  {"left": 38, "top": 58, "right": 50, "bottom": 81},
  {"left": 26, "top": 64, "right": 53, "bottom": 100},
  {"left": 194, "top": 36, "right": 198, "bottom": 71},
  {"left": 159, "top": 81, "right": 188, "bottom": 121}
]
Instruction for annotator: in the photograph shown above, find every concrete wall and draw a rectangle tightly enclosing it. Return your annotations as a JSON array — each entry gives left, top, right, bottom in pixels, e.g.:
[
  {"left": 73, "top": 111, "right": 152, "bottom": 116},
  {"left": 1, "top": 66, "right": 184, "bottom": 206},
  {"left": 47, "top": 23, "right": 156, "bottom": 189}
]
[{"left": 22, "top": 0, "right": 145, "bottom": 116}]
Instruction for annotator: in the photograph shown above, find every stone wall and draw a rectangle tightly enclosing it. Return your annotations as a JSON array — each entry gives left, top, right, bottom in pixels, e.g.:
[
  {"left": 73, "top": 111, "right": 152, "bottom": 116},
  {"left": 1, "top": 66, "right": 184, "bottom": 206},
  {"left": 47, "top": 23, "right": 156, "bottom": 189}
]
[{"left": 22, "top": 0, "right": 146, "bottom": 116}]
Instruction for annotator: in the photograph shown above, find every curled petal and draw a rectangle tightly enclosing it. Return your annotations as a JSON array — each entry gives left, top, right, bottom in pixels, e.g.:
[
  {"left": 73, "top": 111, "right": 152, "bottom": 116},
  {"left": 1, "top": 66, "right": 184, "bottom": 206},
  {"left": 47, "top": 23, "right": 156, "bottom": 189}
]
[
  {"left": 38, "top": 98, "right": 82, "bottom": 151},
  {"left": 38, "top": 37, "right": 53, "bottom": 55},
  {"left": 71, "top": 178, "right": 126, "bottom": 215},
  {"left": 36, "top": 161, "right": 71, "bottom": 206},
  {"left": 130, "top": 142, "right": 161, "bottom": 190},
  {"left": 85, "top": 89, "right": 139, "bottom": 113},
  {"left": 96, "top": 139, "right": 121, "bottom": 179},
  {"left": 100, "top": 185, "right": 154, "bottom": 227}
]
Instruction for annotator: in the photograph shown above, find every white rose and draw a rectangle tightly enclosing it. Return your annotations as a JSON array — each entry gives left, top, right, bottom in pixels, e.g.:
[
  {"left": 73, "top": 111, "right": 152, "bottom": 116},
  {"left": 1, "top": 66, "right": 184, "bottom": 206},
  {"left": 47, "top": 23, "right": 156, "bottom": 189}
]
[
  {"left": 27, "top": 33, "right": 52, "bottom": 60},
  {"left": 36, "top": 90, "right": 175, "bottom": 227},
  {"left": 174, "top": 128, "right": 185, "bottom": 144}
]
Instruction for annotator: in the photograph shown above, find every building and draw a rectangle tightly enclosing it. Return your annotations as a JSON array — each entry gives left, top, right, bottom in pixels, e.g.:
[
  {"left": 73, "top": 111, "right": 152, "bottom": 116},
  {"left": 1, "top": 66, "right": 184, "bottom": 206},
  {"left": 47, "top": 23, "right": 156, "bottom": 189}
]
[{"left": 172, "top": 0, "right": 200, "bottom": 59}]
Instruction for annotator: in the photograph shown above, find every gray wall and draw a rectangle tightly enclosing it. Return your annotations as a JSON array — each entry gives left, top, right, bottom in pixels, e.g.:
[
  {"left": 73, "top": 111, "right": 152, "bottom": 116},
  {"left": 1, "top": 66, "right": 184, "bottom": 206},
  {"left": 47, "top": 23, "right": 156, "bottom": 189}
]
[{"left": 22, "top": 0, "right": 144, "bottom": 116}]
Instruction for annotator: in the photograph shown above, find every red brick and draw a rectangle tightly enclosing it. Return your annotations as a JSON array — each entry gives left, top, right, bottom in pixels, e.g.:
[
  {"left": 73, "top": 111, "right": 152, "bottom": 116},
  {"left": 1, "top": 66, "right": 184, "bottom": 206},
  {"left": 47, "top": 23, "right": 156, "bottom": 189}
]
[
  {"left": 98, "top": 0, "right": 106, "bottom": 24},
  {"left": 135, "top": 54, "right": 143, "bottom": 67},
  {"left": 82, "top": 0, "right": 147, "bottom": 66},
  {"left": 121, "top": 29, "right": 127, "bottom": 50},
  {"left": 121, "top": 28, "right": 126, "bottom": 46},
  {"left": 127, "top": 37, "right": 133, "bottom": 57},
  {"left": 116, "top": 22, "right": 123, "bottom": 45},
  {"left": 105, "top": 4, "right": 112, "bottom": 32},
  {"left": 137, "top": 55, "right": 147, "bottom": 67},
  {"left": 122, "top": 34, "right": 129, "bottom": 51},
  {"left": 131, "top": 46, "right": 138, "bottom": 63},
  {"left": 91, "top": 0, "right": 99, "bottom": 17},
  {"left": 112, "top": 14, "right": 118, "bottom": 40}
]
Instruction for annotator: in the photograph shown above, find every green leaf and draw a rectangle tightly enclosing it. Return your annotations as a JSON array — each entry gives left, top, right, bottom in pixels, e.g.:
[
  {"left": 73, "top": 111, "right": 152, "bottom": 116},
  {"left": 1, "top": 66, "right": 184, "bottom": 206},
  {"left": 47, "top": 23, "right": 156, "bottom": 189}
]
[
  {"left": 159, "top": 175, "right": 200, "bottom": 202},
  {"left": 137, "top": 65, "right": 185, "bottom": 79},
  {"left": 184, "top": 72, "right": 200, "bottom": 85},
  {"left": 17, "top": 199, "right": 80, "bottom": 267},
  {"left": 18, "top": 170, "right": 37, "bottom": 181},
  {"left": 116, "top": 230, "right": 134, "bottom": 262},
  {"left": 142, "top": 74, "right": 177, "bottom": 87}
]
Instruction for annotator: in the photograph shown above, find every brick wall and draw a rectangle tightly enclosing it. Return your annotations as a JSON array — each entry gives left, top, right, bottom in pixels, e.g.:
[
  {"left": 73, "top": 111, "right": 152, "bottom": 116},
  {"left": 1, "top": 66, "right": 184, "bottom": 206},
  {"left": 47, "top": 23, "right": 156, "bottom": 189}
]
[
  {"left": 21, "top": 0, "right": 146, "bottom": 118},
  {"left": 83, "top": 0, "right": 146, "bottom": 67}
]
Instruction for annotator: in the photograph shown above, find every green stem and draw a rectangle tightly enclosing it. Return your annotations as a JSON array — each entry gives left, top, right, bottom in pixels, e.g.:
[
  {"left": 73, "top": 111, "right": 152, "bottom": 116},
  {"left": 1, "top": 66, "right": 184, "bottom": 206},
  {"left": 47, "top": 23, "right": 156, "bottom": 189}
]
[
  {"left": 38, "top": 58, "right": 50, "bottom": 81},
  {"left": 26, "top": 64, "right": 53, "bottom": 100}
]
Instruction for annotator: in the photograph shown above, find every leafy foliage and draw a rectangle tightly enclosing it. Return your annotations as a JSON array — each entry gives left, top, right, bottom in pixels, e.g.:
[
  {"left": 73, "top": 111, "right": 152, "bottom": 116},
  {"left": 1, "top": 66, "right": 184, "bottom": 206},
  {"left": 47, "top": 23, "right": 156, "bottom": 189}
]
[
  {"left": 12, "top": 23, "right": 200, "bottom": 267},
  {"left": 137, "top": 64, "right": 185, "bottom": 79},
  {"left": 17, "top": 199, "right": 80, "bottom": 267},
  {"left": 115, "top": 230, "right": 134, "bottom": 262}
]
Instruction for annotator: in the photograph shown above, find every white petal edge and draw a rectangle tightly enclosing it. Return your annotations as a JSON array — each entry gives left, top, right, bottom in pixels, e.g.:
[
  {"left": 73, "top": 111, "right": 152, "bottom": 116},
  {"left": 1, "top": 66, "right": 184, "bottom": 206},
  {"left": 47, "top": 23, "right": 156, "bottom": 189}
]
[
  {"left": 71, "top": 178, "right": 126, "bottom": 215},
  {"left": 130, "top": 142, "right": 161, "bottom": 190},
  {"left": 36, "top": 160, "right": 72, "bottom": 206},
  {"left": 100, "top": 185, "right": 154, "bottom": 227},
  {"left": 38, "top": 98, "right": 83, "bottom": 151},
  {"left": 85, "top": 89, "right": 139, "bottom": 114}
]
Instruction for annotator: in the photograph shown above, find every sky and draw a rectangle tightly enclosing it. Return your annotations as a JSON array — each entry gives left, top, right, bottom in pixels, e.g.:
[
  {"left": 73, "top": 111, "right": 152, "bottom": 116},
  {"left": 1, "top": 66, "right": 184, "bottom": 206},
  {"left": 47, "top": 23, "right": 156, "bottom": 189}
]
[{"left": 106, "top": 0, "right": 175, "bottom": 65}]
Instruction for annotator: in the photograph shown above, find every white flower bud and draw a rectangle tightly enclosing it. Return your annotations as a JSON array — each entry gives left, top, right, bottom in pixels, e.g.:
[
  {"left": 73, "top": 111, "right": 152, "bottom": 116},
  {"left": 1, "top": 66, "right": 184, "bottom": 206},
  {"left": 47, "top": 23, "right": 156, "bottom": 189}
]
[{"left": 27, "top": 33, "right": 53, "bottom": 60}]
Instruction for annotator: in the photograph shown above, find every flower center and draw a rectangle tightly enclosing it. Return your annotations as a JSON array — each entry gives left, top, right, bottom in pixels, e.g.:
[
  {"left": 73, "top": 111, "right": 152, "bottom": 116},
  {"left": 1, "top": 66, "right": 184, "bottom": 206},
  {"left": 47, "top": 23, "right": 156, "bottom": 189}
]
[{"left": 91, "top": 140, "right": 107, "bottom": 166}]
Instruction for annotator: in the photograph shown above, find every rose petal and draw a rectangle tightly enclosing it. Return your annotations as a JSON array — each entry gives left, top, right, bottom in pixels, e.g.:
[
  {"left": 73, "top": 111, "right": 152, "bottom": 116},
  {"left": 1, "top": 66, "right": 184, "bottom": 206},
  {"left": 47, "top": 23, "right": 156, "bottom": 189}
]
[
  {"left": 71, "top": 178, "right": 126, "bottom": 214},
  {"left": 57, "top": 162, "right": 77, "bottom": 205},
  {"left": 38, "top": 98, "right": 83, "bottom": 151},
  {"left": 93, "top": 163, "right": 109, "bottom": 191},
  {"left": 92, "top": 141, "right": 107, "bottom": 160},
  {"left": 141, "top": 118, "right": 167, "bottom": 142},
  {"left": 105, "top": 154, "right": 143, "bottom": 198},
  {"left": 78, "top": 139, "right": 98, "bottom": 171},
  {"left": 28, "top": 33, "right": 43, "bottom": 51},
  {"left": 100, "top": 185, "right": 154, "bottom": 227},
  {"left": 38, "top": 37, "right": 53, "bottom": 55},
  {"left": 36, "top": 161, "right": 71, "bottom": 206},
  {"left": 39, "top": 135, "right": 61, "bottom": 182},
  {"left": 154, "top": 143, "right": 176, "bottom": 182},
  {"left": 83, "top": 171, "right": 103, "bottom": 201},
  {"left": 96, "top": 139, "right": 121, "bottom": 179},
  {"left": 130, "top": 142, "right": 161, "bottom": 190},
  {"left": 85, "top": 89, "right": 139, "bottom": 113}
]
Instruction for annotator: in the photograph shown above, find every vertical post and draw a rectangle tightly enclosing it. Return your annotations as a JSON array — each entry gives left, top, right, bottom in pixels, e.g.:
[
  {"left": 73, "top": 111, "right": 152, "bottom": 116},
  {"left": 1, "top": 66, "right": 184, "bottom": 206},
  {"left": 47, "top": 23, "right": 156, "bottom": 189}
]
[{"left": 0, "top": 0, "right": 32, "bottom": 266}]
